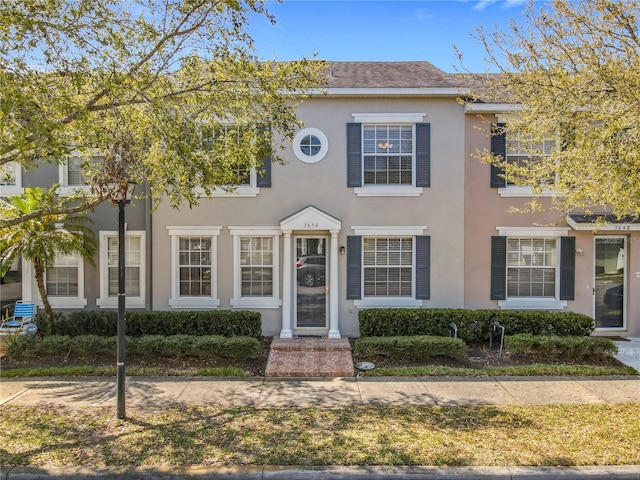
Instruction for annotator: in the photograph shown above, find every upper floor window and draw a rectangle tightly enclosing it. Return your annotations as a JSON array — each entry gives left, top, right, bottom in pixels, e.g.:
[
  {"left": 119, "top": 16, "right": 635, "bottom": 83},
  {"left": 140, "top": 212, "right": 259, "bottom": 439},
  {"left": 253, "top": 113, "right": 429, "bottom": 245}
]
[
  {"left": 195, "top": 125, "right": 271, "bottom": 197},
  {"left": 59, "top": 154, "right": 102, "bottom": 196},
  {"left": 491, "top": 123, "right": 557, "bottom": 197},
  {"left": 293, "top": 127, "right": 329, "bottom": 163},
  {"left": 0, "top": 162, "right": 23, "bottom": 196},
  {"left": 347, "top": 113, "right": 430, "bottom": 197}
]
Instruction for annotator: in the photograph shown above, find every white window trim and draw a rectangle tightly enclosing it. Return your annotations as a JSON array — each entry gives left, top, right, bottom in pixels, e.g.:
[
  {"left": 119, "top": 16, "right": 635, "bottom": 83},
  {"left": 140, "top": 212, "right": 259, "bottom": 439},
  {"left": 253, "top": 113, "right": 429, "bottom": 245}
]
[
  {"left": 293, "top": 127, "right": 329, "bottom": 163},
  {"left": 352, "top": 227, "right": 425, "bottom": 309},
  {"left": 97, "top": 230, "right": 146, "bottom": 308},
  {"left": 29, "top": 254, "right": 87, "bottom": 309},
  {"left": 497, "top": 226, "right": 569, "bottom": 310},
  {"left": 167, "top": 226, "right": 221, "bottom": 309},
  {"left": 352, "top": 115, "right": 426, "bottom": 197},
  {"left": 228, "top": 227, "right": 281, "bottom": 308},
  {"left": 352, "top": 113, "right": 426, "bottom": 123},
  {"left": 0, "top": 162, "right": 23, "bottom": 196},
  {"left": 57, "top": 152, "right": 98, "bottom": 197},
  {"left": 193, "top": 173, "right": 260, "bottom": 198},
  {"left": 498, "top": 186, "right": 557, "bottom": 198}
]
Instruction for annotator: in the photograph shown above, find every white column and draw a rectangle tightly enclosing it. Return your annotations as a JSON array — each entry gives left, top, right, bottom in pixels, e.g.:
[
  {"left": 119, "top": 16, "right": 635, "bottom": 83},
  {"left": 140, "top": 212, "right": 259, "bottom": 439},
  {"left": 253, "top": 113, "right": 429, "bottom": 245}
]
[
  {"left": 328, "top": 230, "right": 340, "bottom": 338},
  {"left": 280, "top": 230, "right": 293, "bottom": 338}
]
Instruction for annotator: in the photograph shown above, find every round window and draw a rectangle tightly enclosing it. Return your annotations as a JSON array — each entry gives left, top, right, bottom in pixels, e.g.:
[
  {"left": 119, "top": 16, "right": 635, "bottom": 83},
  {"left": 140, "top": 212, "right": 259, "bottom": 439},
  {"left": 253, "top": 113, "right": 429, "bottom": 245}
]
[{"left": 293, "top": 128, "right": 328, "bottom": 163}]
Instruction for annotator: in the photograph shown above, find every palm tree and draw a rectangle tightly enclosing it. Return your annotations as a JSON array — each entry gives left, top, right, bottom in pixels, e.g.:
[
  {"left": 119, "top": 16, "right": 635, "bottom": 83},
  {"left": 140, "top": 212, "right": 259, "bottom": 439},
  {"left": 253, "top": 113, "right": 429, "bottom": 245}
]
[{"left": 0, "top": 186, "right": 97, "bottom": 332}]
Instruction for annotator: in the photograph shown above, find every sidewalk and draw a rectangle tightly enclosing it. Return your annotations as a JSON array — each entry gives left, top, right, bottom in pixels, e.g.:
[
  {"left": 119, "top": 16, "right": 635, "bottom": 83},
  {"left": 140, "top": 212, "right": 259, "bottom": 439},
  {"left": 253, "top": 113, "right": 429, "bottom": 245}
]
[{"left": 2, "top": 375, "right": 639, "bottom": 408}]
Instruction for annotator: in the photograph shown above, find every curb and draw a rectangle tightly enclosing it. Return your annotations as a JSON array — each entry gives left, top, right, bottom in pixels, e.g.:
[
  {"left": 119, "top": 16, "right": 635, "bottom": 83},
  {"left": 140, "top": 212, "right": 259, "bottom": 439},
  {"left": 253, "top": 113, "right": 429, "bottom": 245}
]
[{"left": 2, "top": 465, "right": 640, "bottom": 479}]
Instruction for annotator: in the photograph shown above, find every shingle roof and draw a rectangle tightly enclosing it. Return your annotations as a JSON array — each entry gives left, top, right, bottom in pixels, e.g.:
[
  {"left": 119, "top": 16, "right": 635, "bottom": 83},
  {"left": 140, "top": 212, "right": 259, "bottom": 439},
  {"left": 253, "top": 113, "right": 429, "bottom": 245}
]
[{"left": 322, "top": 61, "right": 464, "bottom": 89}]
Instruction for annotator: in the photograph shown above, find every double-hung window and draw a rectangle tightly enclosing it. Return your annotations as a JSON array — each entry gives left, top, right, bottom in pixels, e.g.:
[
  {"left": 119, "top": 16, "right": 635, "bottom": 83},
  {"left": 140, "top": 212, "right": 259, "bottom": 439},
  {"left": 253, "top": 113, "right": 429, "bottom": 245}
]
[
  {"left": 347, "top": 227, "right": 430, "bottom": 308},
  {"left": 45, "top": 252, "right": 87, "bottom": 308},
  {"left": 196, "top": 125, "right": 271, "bottom": 197},
  {"left": 59, "top": 154, "right": 101, "bottom": 196},
  {"left": 491, "top": 122, "right": 557, "bottom": 196},
  {"left": 229, "top": 227, "right": 281, "bottom": 308},
  {"left": 167, "top": 227, "right": 220, "bottom": 308},
  {"left": 347, "top": 113, "right": 430, "bottom": 196},
  {"left": 0, "top": 161, "right": 23, "bottom": 196},
  {"left": 97, "top": 231, "right": 146, "bottom": 308},
  {"left": 491, "top": 228, "right": 575, "bottom": 309}
]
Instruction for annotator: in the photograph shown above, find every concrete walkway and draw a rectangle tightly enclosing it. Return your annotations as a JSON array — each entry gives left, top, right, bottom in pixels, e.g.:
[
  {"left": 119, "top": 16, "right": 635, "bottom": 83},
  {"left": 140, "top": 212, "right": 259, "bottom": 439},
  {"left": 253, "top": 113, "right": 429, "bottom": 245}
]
[{"left": 2, "top": 375, "right": 639, "bottom": 408}]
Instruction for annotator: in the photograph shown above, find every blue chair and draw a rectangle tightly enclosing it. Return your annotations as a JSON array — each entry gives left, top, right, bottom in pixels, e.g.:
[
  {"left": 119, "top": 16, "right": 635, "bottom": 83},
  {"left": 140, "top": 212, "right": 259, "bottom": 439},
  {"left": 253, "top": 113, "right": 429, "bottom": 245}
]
[{"left": 0, "top": 301, "right": 38, "bottom": 335}]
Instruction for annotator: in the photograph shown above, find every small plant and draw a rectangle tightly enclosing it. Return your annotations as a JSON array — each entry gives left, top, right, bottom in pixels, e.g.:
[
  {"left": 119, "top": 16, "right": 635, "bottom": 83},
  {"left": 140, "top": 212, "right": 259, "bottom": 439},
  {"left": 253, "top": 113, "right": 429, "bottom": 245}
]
[
  {"left": 354, "top": 335, "right": 467, "bottom": 361},
  {"left": 505, "top": 334, "right": 618, "bottom": 359}
]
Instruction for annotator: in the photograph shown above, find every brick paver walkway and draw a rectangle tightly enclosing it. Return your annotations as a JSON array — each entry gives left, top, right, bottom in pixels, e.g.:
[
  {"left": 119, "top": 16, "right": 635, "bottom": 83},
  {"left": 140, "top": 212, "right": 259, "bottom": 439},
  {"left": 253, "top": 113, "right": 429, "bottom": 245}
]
[{"left": 265, "top": 337, "right": 354, "bottom": 377}]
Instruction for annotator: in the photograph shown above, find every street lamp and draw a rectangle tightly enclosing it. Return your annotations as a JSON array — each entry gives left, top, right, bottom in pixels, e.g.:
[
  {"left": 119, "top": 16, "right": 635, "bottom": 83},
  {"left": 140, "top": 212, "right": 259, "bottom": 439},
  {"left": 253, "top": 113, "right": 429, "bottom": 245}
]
[{"left": 107, "top": 181, "right": 136, "bottom": 419}]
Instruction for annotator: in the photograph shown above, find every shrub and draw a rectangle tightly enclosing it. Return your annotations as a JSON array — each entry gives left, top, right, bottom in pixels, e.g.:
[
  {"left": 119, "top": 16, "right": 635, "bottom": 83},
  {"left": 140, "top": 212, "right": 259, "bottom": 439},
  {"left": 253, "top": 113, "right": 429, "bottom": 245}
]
[
  {"left": 52, "top": 310, "right": 262, "bottom": 338},
  {"left": 359, "top": 308, "right": 594, "bottom": 344},
  {"left": 505, "top": 334, "right": 618, "bottom": 359},
  {"left": 354, "top": 335, "right": 467, "bottom": 361},
  {"left": 6, "top": 334, "right": 260, "bottom": 360}
]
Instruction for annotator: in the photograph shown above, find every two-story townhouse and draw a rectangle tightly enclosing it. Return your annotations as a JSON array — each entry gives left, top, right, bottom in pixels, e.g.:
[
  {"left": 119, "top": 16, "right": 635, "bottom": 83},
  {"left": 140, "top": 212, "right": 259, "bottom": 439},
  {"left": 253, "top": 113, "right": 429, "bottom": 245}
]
[
  {"left": 464, "top": 101, "right": 640, "bottom": 337},
  {"left": 4, "top": 61, "right": 638, "bottom": 339}
]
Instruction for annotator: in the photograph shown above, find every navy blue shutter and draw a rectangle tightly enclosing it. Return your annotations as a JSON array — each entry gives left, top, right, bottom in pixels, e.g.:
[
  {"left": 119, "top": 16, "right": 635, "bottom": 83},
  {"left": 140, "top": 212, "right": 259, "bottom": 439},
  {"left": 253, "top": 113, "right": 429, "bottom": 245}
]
[
  {"left": 346, "top": 236, "right": 362, "bottom": 299},
  {"left": 559, "top": 236, "right": 576, "bottom": 300},
  {"left": 415, "top": 123, "right": 431, "bottom": 187},
  {"left": 415, "top": 235, "right": 431, "bottom": 299},
  {"left": 256, "top": 156, "right": 271, "bottom": 187},
  {"left": 491, "top": 236, "right": 507, "bottom": 300},
  {"left": 490, "top": 123, "right": 507, "bottom": 188},
  {"left": 257, "top": 126, "right": 271, "bottom": 187},
  {"left": 347, "top": 123, "right": 362, "bottom": 187}
]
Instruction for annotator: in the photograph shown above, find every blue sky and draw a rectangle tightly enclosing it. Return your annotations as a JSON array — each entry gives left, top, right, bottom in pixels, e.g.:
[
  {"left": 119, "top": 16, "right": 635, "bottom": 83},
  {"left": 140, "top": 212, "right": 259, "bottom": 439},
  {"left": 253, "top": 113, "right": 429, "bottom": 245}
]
[{"left": 248, "top": 0, "right": 533, "bottom": 72}]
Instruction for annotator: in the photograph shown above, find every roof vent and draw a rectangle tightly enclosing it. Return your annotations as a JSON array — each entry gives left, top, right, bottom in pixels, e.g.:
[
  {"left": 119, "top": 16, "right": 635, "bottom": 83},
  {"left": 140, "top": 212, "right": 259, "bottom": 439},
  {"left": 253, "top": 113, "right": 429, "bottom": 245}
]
[{"left": 329, "top": 69, "right": 334, "bottom": 77}]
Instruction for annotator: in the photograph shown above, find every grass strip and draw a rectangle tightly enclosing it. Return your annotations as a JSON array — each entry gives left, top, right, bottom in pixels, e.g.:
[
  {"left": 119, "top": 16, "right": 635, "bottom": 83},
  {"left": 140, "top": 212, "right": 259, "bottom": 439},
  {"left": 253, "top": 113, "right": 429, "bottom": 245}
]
[
  {"left": 364, "top": 364, "right": 638, "bottom": 377},
  {"left": 0, "top": 366, "right": 251, "bottom": 378},
  {"left": 1, "top": 404, "right": 638, "bottom": 467}
]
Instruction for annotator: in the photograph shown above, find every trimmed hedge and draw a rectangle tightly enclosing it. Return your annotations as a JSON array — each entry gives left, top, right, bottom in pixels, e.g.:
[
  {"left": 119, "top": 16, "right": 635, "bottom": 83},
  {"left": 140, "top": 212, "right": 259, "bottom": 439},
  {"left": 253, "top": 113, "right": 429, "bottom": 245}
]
[
  {"left": 354, "top": 335, "right": 467, "bottom": 361},
  {"left": 51, "top": 310, "right": 262, "bottom": 338},
  {"left": 359, "top": 308, "right": 594, "bottom": 344},
  {"left": 7, "top": 334, "right": 261, "bottom": 360},
  {"left": 505, "top": 334, "right": 618, "bottom": 359}
]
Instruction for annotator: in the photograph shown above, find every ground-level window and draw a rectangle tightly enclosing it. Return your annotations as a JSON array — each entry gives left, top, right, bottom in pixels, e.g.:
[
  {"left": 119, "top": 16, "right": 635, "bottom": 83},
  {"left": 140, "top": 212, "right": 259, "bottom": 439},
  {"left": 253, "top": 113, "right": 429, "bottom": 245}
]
[
  {"left": 348, "top": 227, "right": 429, "bottom": 309},
  {"left": 506, "top": 238, "right": 557, "bottom": 297},
  {"left": 97, "top": 231, "right": 145, "bottom": 308},
  {"left": 229, "top": 227, "right": 281, "bottom": 309},
  {"left": 44, "top": 252, "right": 87, "bottom": 308},
  {"left": 178, "top": 237, "right": 212, "bottom": 296},
  {"left": 363, "top": 237, "right": 413, "bottom": 296},
  {"left": 167, "top": 227, "right": 220, "bottom": 308},
  {"left": 491, "top": 228, "right": 573, "bottom": 309}
]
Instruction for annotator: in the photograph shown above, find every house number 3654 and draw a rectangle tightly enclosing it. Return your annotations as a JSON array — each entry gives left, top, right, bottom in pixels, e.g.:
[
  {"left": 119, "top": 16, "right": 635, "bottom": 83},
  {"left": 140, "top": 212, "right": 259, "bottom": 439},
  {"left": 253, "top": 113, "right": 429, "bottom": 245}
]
[{"left": 304, "top": 222, "right": 319, "bottom": 229}]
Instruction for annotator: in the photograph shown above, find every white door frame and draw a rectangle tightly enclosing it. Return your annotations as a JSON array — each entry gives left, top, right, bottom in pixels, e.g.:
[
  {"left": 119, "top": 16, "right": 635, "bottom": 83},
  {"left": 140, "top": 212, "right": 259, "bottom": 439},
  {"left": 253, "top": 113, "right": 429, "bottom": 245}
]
[{"left": 593, "top": 236, "right": 627, "bottom": 331}]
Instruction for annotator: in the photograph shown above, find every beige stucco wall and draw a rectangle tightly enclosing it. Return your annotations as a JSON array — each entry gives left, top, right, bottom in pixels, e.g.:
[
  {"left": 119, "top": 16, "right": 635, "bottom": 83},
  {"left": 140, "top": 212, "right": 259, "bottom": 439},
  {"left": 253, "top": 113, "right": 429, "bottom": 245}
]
[
  {"left": 464, "top": 113, "right": 640, "bottom": 336},
  {"left": 151, "top": 95, "right": 467, "bottom": 336}
]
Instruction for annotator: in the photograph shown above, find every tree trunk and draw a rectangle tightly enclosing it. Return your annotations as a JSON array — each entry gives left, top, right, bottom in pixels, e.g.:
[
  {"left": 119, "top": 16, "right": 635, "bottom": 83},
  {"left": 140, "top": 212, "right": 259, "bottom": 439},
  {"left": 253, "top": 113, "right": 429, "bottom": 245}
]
[{"left": 33, "top": 258, "right": 55, "bottom": 334}]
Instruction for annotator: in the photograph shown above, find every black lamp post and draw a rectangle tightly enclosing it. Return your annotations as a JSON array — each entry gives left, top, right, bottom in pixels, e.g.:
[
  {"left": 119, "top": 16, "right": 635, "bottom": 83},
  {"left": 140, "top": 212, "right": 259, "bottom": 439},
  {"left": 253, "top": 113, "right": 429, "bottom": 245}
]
[{"left": 108, "top": 182, "right": 136, "bottom": 419}]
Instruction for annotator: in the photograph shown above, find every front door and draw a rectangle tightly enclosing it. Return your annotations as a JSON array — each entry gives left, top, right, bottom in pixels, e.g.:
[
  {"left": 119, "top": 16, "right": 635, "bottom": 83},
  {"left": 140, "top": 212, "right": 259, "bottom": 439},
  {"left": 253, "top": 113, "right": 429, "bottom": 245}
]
[
  {"left": 295, "top": 236, "right": 328, "bottom": 330},
  {"left": 594, "top": 237, "right": 626, "bottom": 329}
]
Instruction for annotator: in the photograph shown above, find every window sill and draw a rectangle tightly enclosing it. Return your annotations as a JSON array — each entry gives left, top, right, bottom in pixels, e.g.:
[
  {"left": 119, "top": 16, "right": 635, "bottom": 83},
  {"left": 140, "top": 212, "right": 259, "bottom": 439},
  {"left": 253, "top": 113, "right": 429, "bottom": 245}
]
[
  {"left": 498, "top": 186, "right": 557, "bottom": 198},
  {"left": 498, "top": 298, "right": 567, "bottom": 310},
  {"left": 168, "top": 297, "right": 221, "bottom": 309},
  {"left": 231, "top": 298, "right": 282, "bottom": 309},
  {"left": 0, "top": 186, "right": 24, "bottom": 196},
  {"left": 45, "top": 297, "right": 88, "bottom": 309},
  {"left": 354, "top": 297, "right": 422, "bottom": 309},
  {"left": 196, "top": 186, "right": 260, "bottom": 198},
  {"left": 58, "top": 186, "right": 90, "bottom": 197},
  {"left": 354, "top": 185, "right": 423, "bottom": 197},
  {"left": 97, "top": 297, "right": 145, "bottom": 308}
]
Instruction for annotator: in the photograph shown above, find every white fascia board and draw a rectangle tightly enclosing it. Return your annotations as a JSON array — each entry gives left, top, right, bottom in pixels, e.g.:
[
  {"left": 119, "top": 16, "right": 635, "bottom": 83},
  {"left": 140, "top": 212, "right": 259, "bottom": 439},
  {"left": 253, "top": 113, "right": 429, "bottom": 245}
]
[
  {"left": 310, "top": 88, "right": 471, "bottom": 97},
  {"left": 464, "top": 103, "right": 523, "bottom": 114}
]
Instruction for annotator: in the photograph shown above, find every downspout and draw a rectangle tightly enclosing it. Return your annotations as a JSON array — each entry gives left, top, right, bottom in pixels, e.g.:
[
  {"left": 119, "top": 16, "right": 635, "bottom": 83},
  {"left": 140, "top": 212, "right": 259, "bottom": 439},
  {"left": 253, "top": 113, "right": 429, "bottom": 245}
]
[{"left": 145, "top": 183, "right": 153, "bottom": 311}]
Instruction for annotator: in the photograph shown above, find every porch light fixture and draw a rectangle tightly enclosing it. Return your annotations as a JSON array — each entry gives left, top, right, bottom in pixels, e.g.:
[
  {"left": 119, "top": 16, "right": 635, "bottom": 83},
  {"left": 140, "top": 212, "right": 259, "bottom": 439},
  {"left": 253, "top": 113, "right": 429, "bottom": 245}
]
[
  {"left": 107, "top": 181, "right": 136, "bottom": 420},
  {"left": 340, "top": 246, "right": 345, "bottom": 255}
]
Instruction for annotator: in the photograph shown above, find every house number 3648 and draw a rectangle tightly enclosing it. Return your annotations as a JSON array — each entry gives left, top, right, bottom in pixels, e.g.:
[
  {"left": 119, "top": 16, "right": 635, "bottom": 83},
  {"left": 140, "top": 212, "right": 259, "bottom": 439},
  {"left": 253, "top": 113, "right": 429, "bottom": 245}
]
[{"left": 304, "top": 222, "right": 319, "bottom": 229}]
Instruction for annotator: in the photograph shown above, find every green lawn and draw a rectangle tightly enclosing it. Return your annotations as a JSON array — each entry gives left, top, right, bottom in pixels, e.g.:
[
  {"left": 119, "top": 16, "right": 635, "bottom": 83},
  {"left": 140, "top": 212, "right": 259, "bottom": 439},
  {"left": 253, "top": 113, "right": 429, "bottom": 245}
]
[{"left": 2, "top": 404, "right": 639, "bottom": 467}]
